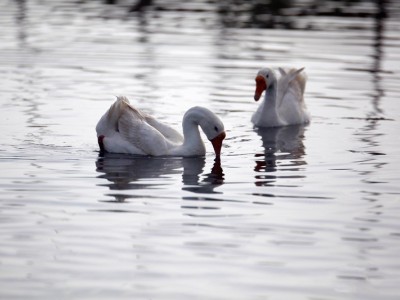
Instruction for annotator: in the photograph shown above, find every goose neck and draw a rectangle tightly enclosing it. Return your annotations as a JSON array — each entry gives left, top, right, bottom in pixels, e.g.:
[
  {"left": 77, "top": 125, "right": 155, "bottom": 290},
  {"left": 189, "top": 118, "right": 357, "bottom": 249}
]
[
  {"left": 265, "top": 84, "right": 278, "bottom": 107},
  {"left": 182, "top": 118, "right": 202, "bottom": 142},
  {"left": 180, "top": 114, "right": 205, "bottom": 155}
]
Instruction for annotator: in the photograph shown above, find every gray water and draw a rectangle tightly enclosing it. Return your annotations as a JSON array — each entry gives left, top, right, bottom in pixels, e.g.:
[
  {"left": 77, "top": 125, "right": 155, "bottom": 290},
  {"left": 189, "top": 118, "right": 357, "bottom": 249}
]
[{"left": 1, "top": 0, "right": 400, "bottom": 299}]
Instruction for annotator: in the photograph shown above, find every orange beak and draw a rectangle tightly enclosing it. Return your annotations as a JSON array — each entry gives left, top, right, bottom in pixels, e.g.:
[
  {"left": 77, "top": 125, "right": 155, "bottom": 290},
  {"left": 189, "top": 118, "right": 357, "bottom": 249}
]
[
  {"left": 254, "top": 75, "right": 267, "bottom": 101},
  {"left": 210, "top": 131, "right": 226, "bottom": 157}
]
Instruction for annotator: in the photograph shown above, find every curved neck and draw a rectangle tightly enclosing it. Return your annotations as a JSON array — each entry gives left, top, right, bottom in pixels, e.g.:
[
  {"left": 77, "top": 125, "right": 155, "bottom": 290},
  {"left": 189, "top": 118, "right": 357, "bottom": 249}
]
[
  {"left": 262, "top": 84, "right": 279, "bottom": 112},
  {"left": 183, "top": 119, "right": 202, "bottom": 143},
  {"left": 259, "top": 83, "right": 282, "bottom": 126},
  {"left": 169, "top": 113, "right": 205, "bottom": 156},
  {"left": 265, "top": 84, "right": 277, "bottom": 107}
]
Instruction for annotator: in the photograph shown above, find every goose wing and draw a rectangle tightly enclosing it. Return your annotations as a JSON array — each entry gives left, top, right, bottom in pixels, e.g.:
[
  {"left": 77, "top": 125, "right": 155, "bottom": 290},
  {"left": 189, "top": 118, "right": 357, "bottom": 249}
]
[
  {"left": 144, "top": 114, "right": 183, "bottom": 143},
  {"left": 277, "top": 67, "right": 306, "bottom": 105},
  {"left": 277, "top": 68, "right": 310, "bottom": 125},
  {"left": 118, "top": 103, "right": 171, "bottom": 156}
]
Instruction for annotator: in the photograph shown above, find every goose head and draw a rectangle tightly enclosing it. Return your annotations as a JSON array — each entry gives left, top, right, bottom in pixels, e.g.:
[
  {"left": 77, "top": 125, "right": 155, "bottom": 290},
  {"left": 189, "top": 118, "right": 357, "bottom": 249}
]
[
  {"left": 254, "top": 68, "right": 277, "bottom": 101},
  {"left": 204, "top": 121, "right": 226, "bottom": 157},
  {"left": 184, "top": 106, "right": 226, "bottom": 157}
]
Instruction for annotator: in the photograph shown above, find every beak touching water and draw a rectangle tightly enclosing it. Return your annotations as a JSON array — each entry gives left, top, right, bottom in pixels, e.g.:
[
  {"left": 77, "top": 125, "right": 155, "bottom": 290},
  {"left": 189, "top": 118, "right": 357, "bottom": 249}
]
[
  {"left": 210, "top": 131, "right": 226, "bottom": 157},
  {"left": 254, "top": 75, "right": 267, "bottom": 101}
]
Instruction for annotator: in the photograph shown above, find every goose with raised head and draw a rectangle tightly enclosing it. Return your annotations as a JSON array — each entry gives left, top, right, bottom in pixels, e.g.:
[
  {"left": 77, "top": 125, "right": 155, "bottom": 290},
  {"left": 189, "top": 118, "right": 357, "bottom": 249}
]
[
  {"left": 252, "top": 67, "right": 310, "bottom": 127},
  {"left": 96, "top": 96, "right": 226, "bottom": 157}
]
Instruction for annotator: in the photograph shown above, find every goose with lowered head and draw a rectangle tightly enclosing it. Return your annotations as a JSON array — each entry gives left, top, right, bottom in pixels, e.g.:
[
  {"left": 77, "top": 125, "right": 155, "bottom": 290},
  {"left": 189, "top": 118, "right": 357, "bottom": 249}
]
[
  {"left": 96, "top": 96, "right": 226, "bottom": 157},
  {"left": 252, "top": 67, "right": 310, "bottom": 127}
]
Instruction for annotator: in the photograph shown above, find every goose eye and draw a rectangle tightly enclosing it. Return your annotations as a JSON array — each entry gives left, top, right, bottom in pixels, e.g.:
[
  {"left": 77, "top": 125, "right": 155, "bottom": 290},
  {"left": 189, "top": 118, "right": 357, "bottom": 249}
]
[
  {"left": 266, "top": 74, "right": 269, "bottom": 78},
  {"left": 214, "top": 126, "right": 218, "bottom": 132}
]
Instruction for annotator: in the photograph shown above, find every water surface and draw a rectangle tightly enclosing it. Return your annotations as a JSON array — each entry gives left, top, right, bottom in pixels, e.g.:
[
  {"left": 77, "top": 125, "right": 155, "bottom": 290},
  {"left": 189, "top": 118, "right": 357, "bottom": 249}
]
[{"left": 1, "top": 1, "right": 400, "bottom": 299}]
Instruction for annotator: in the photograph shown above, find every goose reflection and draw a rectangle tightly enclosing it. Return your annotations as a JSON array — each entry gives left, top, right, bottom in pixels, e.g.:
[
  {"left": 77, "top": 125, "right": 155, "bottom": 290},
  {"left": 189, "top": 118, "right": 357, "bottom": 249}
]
[
  {"left": 254, "top": 125, "right": 307, "bottom": 186},
  {"left": 96, "top": 153, "right": 180, "bottom": 190},
  {"left": 96, "top": 153, "right": 224, "bottom": 202},
  {"left": 181, "top": 157, "right": 225, "bottom": 216},
  {"left": 182, "top": 157, "right": 224, "bottom": 194}
]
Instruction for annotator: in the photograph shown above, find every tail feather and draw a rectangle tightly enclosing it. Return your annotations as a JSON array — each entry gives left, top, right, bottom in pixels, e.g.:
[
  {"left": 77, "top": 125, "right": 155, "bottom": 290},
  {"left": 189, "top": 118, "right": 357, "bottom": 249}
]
[
  {"left": 291, "top": 68, "right": 307, "bottom": 95},
  {"left": 276, "top": 67, "right": 307, "bottom": 108},
  {"left": 96, "top": 96, "right": 144, "bottom": 135},
  {"left": 106, "top": 97, "right": 126, "bottom": 124},
  {"left": 107, "top": 96, "right": 145, "bottom": 123},
  {"left": 284, "top": 68, "right": 306, "bottom": 95}
]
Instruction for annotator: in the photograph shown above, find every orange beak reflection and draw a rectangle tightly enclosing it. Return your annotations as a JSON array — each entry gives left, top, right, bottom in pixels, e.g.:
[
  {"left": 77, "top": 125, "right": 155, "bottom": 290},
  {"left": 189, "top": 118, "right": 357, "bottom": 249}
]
[
  {"left": 210, "top": 131, "right": 226, "bottom": 157},
  {"left": 254, "top": 75, "right": 267, "bottom": 101}
]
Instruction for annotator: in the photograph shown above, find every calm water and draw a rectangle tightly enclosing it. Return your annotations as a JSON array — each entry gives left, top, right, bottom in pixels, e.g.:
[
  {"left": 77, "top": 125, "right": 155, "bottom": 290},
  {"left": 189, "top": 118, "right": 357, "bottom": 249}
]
[{"left": 1, "top": 0, "right": 400, "bottom": 299}]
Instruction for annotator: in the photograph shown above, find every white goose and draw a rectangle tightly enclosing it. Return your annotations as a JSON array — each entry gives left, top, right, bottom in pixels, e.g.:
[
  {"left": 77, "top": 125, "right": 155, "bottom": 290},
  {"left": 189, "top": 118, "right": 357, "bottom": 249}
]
[
  {"left": 96, "top": 96, "right": 226, "bottom": 157},
  {"left": 252, "top": 67, "right": 310, "bottom": 127}
]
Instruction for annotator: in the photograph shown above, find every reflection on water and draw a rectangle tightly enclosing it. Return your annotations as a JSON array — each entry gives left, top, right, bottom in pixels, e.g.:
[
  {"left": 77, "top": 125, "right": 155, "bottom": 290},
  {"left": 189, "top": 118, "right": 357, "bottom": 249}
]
[
  {"left": 96, "top": 153, "right": 226, "bottom": 216},
  {"left": 254, "top": 125, "right": 306, "bottom": 186},
  {"left": 181, "top": 158, "right": 226, "bottom": 215},
  {"left": 121, "top": 0, "right": 391, "bottom": 29},
  {"left": 370, "top": 0, "right": 385, "bottom": 117},
  {"left": 96, "top": 153, "right": 183, "bottom": 192},
  {"left": 182, "top": 157, "right": 224, "bottom": 194},
  {"left": 1, "top": 0, "right": 400, "bottom": 299},
  {"left": 15, "top": 0, "right": 27, "bottom": 46},
  {"left": 96, "top": 153, "right": 224, "bottom": 200}
]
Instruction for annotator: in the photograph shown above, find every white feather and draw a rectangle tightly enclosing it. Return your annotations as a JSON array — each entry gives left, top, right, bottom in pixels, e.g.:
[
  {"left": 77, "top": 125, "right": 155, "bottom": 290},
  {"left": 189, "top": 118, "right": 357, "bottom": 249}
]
[
  {"left": 252, "top": 67, "right": 310, "bottom": 127},
  {"left": 96, "top": 97, "right": 225, "bottom": 157}
]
